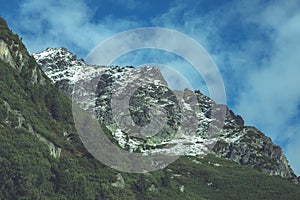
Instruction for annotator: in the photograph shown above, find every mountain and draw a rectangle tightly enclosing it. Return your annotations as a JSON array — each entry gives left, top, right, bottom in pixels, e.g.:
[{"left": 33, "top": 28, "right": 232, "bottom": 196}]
[
  {"left": 34, "top": 47, "right": 298, "bottom": 183},
  {"left": 1, "top": 17, "right": 300, "bottom": 199}
]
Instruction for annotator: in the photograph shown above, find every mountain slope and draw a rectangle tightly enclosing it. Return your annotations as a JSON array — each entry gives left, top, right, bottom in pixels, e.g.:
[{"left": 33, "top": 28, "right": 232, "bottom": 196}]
[
  {"left": 0, "top": 17, "right": 299, "bottom": 199},
  {"left": 34, "top": 47, "right": 298, "bottom": 183}
]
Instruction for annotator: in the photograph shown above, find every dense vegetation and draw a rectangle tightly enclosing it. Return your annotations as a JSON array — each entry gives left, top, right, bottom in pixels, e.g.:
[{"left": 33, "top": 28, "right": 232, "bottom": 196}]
[{"left": 0, "top": 17, "right": 299, "bottom": 199}]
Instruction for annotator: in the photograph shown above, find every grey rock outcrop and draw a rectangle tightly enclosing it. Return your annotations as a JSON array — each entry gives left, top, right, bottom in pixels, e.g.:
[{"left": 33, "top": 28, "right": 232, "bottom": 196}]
[{"left": 34, "top": 47, "right": 299, "bottom": 184}]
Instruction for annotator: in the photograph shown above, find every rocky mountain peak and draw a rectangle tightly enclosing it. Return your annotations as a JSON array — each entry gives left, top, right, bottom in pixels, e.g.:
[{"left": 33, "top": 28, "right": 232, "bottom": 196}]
[
  {"left": 33, "top": 47, "right": 86, "bottom": 78},
  {"left": 34, "top": 47, "right": 299, "bottom": 184},
  {"left": 33, "top": 47, "right": 84, "bottom": 70}
]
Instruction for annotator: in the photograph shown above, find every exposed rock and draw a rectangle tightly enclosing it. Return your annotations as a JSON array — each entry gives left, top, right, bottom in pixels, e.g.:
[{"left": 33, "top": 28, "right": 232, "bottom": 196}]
[
  {"left": 0, "top": 21, "right": 62, "bottom": 159},
  {"left": 33, "top": 47, "right": 106, "bottom": 98},
  {"left": 0, "top": 32, "right": 46, "bottom": 85},
  {"left": 2, "top": 99, "right": 62, "bottom": 159},
  {"left": 35, "top": 132, "right": 62, "bottom": 158},
  {"left": 0, "top": 40, "right": 15, "bottom": 68},
  {"left": 149, "top": 184, "right": 158, "bottom": 192},
  {"left": 27, "top": 124, "right": 62, "bottom": 159},
  {"left": 212, "top": 126, "right": 298, "bottom": 183},
  {"left": 1, "top": 100, "right": 25, "bottom": 128},
  {"left": 179, "top": 185, "right": 185, "bottom": 192},
  {"left": 111, "top": 173, "right": 125, "bottom": 189},
  {"left": 34, "top": 47, "right": 299, "bottom": 183}
]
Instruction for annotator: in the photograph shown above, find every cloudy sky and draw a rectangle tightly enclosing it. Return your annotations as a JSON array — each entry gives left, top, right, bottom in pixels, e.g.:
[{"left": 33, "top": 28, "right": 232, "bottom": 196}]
[{"left": 1, "top": 0, "right": 300, "bottom": 175}]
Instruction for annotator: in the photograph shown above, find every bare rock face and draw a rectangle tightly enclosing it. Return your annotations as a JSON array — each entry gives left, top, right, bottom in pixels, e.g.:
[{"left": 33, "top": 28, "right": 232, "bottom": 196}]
[
  {"left": 213, "top": 126, "right": 298, "bottom": 183},
  {"left": 111, "top": 173, "right": 125, "bottom": 189},
  {"left": 34, "top": 47, "right": 298, "bottom": 184},
  {"left": 0, "top": 20, "right": 46, "bottom": 85}
]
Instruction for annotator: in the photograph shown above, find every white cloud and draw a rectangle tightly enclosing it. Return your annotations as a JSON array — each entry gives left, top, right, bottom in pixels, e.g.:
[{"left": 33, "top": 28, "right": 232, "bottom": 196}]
[{"left": 15, "top": 0, "right": 139, "bottom": 57}]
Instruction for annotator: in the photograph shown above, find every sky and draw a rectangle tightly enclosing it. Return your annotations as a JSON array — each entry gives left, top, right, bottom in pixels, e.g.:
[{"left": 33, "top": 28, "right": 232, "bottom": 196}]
[{"left": 1, "top": 0, "right": 300, "bottom": 175}]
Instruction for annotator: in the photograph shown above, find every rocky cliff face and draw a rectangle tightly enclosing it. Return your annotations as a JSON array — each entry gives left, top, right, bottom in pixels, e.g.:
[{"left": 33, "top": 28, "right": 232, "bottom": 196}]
[
  {"left": 34, "top": 47, "right": 299, "bottom": 183},
  {"left": 0, "top": 18, "right": 46, "bottom": 85}
]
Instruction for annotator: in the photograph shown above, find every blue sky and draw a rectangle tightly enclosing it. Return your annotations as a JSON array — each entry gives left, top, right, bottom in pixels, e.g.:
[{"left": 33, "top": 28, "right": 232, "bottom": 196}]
[{"left": 1, "top": 0, "right": 300, "bottom": 175}]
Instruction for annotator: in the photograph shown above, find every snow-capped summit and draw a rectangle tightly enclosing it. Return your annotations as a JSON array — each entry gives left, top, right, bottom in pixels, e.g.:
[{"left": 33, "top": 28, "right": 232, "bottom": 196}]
[{"left": 33, "top": 47, "right": 87, "bottom": 83}]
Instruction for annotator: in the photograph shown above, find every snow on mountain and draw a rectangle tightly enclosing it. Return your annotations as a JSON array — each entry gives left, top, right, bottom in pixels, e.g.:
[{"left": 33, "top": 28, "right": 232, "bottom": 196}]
[{"left": 33, "top": 47, "right": 299, "bottom": 183}]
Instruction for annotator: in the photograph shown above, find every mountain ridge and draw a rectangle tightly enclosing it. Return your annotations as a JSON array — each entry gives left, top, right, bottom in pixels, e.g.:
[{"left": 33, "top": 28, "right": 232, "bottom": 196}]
[{"left": 34, "top": 47, "right": 299, "bottom": 183}]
